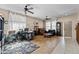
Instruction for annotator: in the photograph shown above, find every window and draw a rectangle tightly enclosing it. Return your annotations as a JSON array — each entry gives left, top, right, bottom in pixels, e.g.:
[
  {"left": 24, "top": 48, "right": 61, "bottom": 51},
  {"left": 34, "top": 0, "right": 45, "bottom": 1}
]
[
  {"left": 9, "top": 13, "right": 26, "bottom": 32},
  {"left": 51, "top": 20, "right": 56, "bottom": 30},
  {"left": 46, "top": 20, "right": 56, "bottom": 31},
  {"left": 46, "top": 21, "right": 51, "bottom": 31}
]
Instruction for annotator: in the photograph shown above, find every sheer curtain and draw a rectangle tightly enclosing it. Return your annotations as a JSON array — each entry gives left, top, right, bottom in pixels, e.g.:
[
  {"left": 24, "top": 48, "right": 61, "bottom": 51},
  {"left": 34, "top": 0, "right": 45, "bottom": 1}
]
[
  {"left": 8, "top": 12, "right": 26, "bottom": 32},
  {"left": 51, "top": 20, "right": 56, "bottom": 30},
  {"left": 46, "top": 21, "right": 51, "bottom": 31},
  {"left": 46, "top": 20, "right": 56, "bottom": 31}
]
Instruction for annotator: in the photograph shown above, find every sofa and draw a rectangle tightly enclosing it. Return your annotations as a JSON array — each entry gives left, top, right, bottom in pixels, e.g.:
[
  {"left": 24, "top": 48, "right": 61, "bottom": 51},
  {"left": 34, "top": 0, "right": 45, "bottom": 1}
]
[{"left": 44, "top": 30, "right": 55, "bottom": 37}]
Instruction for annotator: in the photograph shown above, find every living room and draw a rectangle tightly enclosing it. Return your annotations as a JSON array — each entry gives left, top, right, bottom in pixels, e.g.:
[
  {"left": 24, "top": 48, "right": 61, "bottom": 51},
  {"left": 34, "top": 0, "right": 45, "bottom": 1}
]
[
  {"left": 0, "top": 4, "right": 64, "bottom": 54},
  {"left": 0, "top": 4, "right": 79, "bottom": 54}
]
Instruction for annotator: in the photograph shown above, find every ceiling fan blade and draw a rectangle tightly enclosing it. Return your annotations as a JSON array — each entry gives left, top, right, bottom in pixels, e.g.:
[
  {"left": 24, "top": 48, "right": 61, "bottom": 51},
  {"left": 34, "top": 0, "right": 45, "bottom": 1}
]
[
  {"left": 27, "top": 10, "right": 34, "bottom": 14},
  {"left": 28, "top": 7, "right": 34, "bottom": 10},
  {"left": 24, "top": 4, "right": 34, "bottom": 14},
  {"left": 24, "top": 6, "right": 33, "bottom": 11}
]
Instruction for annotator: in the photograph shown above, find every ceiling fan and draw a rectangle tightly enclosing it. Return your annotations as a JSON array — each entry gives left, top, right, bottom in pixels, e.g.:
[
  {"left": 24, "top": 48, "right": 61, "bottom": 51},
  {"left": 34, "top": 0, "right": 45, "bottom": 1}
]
[
  {"left": 24, "top": 4, "right": 34, "bottom": 14},
  {"left": 45, "top": 16, "right": 51, "bottom": 20}
]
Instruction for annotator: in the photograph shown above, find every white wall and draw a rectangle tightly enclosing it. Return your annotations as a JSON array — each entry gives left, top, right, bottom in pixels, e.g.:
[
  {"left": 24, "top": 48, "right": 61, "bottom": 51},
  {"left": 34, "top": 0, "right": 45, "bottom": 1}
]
[
  {"left": 58, "top": 13, "right": 79, "bottom": 45},
  {"left": 26, "top": 16, "right": 43, "bottom": 31},
  {"left": 57, "top": 14, "right": 77, "bottom": 37}
]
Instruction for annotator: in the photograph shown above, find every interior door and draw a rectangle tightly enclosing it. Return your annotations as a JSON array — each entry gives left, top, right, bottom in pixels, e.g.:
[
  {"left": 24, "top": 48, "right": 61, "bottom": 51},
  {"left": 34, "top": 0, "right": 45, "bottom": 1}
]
[
  {"left": 76, "top": 23, "right": 79, "bottom": 44},
  {"left": 64, "top": 21, "right": 72, "bottom": 37}
]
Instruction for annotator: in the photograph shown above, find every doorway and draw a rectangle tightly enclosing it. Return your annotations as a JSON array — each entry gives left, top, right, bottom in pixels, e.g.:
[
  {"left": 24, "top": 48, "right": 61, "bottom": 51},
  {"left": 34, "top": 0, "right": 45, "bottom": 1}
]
[{"left": 56, "top": 22, "right": 62, "bottom": 36}]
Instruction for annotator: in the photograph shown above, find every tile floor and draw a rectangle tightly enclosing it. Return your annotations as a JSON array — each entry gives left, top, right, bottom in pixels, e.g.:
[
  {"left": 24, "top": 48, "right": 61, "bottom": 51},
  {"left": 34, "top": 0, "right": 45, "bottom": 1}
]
[{"left": 52, "top": 37, "right": 79, "bottom": 54}]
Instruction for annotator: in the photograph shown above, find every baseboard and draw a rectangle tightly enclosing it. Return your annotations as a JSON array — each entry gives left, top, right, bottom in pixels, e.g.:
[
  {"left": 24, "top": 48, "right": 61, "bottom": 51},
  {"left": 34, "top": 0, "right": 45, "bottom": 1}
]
[{"left": 64, "top": 37, "right": 72, "bottom": 39}]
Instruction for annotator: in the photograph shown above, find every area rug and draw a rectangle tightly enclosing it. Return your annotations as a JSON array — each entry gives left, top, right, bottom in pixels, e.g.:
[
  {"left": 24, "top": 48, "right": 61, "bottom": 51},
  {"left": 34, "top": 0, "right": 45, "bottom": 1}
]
[{"left": 2, "top": 41, "right": 39, "bottom": 54}]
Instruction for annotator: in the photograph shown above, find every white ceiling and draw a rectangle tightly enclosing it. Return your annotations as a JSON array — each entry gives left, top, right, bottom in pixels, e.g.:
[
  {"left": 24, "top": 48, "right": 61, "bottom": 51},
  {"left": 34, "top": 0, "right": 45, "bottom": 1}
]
[{"left": 0, "top": 4, "right": 79, "bottom": 20}]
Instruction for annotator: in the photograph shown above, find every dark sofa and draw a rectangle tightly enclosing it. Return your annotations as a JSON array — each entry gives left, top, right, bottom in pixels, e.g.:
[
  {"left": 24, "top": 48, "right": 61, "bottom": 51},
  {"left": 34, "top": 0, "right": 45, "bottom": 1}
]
[{"left": 44, "top": 30, "right": 55, "bottom": 37}]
